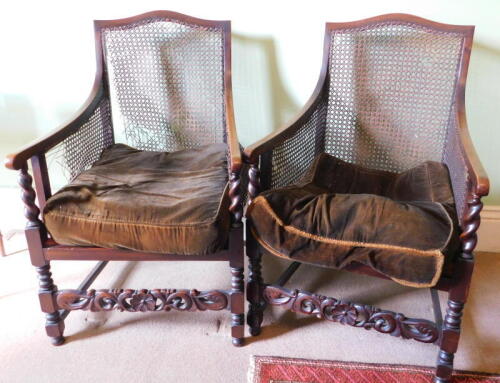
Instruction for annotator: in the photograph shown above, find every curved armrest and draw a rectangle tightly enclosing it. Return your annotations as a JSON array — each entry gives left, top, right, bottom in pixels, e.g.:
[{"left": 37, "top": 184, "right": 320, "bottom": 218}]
[
  {"left": 225, "top": 86, "right": 242, "bottom": 173},
  {"left": 457, "top": 108, "right": 489, "bottom": 197},
  {"left": 5, "top": 75, "right": 105, "bottom": 170}
]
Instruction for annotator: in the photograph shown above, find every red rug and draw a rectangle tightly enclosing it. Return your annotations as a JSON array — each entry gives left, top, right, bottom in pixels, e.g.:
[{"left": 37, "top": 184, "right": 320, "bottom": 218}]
[{"left": 250, "top": 356, "right": 500, "bottom": 383}]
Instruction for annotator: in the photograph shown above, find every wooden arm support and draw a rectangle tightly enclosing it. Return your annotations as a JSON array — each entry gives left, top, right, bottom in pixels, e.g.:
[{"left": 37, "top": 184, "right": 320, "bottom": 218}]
[
  {"left": 222, "top": 21, "right": 242, "bottom": 174},
  {"left": 456, "top": 108, "right": 489, "bottom": 198}
]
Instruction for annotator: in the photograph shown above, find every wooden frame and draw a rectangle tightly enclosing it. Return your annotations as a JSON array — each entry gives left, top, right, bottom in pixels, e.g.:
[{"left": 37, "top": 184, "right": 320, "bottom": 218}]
[
  {"left": 244, "top": 14, "right": 489, "bottom": 383},
  {"left": 6, "top": 11, "right": 244, "bottom": 347}
]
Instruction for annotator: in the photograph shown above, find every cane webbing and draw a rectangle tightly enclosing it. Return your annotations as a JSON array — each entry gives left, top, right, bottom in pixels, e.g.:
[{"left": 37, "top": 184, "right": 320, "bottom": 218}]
[
  {"left": 325, "top": 21, "right": 464, "bottom": 173},
  {"left": 46, "top": 98, "right": 113, "bottom": 188},
  {"left": 102, "top": 17, "right": 226, "bottom": 152}
]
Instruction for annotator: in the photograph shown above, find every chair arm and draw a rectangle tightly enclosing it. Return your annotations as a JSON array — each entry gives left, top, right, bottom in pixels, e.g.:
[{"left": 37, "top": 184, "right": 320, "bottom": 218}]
[
  {"left": 5, "top": 75, "right": 105, "bottom": 170},
  {"left": 457, "top": 108, "right": 489, "bottom": 197},
  {"left": 225, "top": 88, "right": 242, "bottom": 173}
]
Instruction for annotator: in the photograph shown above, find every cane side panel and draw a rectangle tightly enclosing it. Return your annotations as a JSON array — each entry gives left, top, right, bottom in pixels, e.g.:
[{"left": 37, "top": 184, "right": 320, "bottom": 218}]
[
  {"left": 267, "top": 99, "right": 328, "bottom": 190},
  {"left": 45, "top": 98, "right": 113, "bottom": 188}
]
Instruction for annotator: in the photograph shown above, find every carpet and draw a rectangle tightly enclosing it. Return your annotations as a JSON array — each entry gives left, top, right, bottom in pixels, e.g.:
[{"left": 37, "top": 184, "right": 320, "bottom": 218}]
[{"left": 250, "top": 356, "right": 500, "bottom": 383}]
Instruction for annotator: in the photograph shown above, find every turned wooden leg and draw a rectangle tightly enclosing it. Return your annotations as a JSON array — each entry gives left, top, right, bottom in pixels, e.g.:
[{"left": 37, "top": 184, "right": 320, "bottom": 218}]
[
  {"left": 435, "top": 260, "right": 473, "bottom": 382},
  {"left": 247, "top": 235, "right": 264, "bottom": 336},
  {"left": 435, "top": 194, "right": 481, "bottom": 382},
  {"left": 36, "top": 263, "right": 65, "bottom": 345},
  {"left": 229, "top": 171, "right": 245, "bottom": 347},
  {"left": 19, "top": 163, "right": 65, "bottom": 345},
  {"left": 435, "top": 299, "right": 465, "bottom": 382},
  {"left": 246, "top": 161, "right": 265, "bottom": 336},
  {"left": 230, "top": 266, "right": 245, "bottom": 346}
]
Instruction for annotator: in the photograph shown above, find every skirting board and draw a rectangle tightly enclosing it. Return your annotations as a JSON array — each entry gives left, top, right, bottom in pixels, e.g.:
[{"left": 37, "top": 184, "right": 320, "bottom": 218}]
[{"left": 477, "top": 205, "right": 500, "bottom": 253}]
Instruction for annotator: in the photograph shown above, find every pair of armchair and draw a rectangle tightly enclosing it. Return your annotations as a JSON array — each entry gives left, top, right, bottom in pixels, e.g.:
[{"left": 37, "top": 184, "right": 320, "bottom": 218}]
[{"left": 6, "top": 11, "right": 488, "bottom": 383}]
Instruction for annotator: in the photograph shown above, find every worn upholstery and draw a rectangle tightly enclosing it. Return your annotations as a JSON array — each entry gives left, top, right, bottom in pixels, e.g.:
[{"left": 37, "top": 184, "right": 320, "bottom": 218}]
[
  {"left": 247, "top": 153, "right": 460, "bottom": 287},
  {"left": 44, "top": 143, "right": 231, "bottom": 255}
]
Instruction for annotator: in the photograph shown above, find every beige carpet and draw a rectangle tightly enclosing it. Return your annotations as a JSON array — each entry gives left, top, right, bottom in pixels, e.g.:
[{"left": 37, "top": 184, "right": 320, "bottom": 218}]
[{"left": 1, "top": 241, "right": 499, "bottom": 383}]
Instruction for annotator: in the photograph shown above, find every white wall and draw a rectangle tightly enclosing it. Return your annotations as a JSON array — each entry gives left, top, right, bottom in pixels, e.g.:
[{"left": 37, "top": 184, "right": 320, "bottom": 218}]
[{"left": 1, "top": 0, "right": 499, "bottom": 203}]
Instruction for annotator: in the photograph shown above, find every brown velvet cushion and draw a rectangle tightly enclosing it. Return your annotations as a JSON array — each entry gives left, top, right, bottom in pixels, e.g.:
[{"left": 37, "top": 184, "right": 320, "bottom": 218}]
[
  {"left": 247, "top": 153, "right": 460, "bottom": 288},
  {"left": 44, "top": 143, "right": 231, "bottom": 255}
]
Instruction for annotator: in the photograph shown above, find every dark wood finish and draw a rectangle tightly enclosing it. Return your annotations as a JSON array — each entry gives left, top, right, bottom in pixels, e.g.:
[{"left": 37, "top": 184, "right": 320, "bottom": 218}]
[
  {"left": 430, "top": 288, "right": 443, "bottom": 329},
  {"left": 77, "top": 261, "right": 109, "bottom": 292},
  {"left": 222, "top": 22, "right": 243, "bottom": 173},
  {"left": 244, "top": 14, "right": 489, "bottom": 383},
  {"left": 264, "top": 284, "right": 439, "bottom": 344},
  {"left": 36, "top": 264, "right": 65, "bottom": 345},
  {"left": 246, "top": 227, "right": 264, "bottom": 336},
  {"left": 6, "top": 11, "right": 245, "bottom": 347},
  {"left": 229, "top": 214, "right": 245, "bottom": 346},
  {"left": 275, "top": 262, "right": 301, "bottom": 287},
  {"left": 435, "top": 194, "right": 482, "bottom": 382},
  {"left": 247, "top": 163, "right": 261, "bottom": 204},
  {"left": 60, "top": 261, "right": 108, "bottom": 321},
  {"left": 229, "top": 171, "right": 243, "bottom": 225},
  {"left": 230, "top": 266, "right": 245, "bottom": 346},
  {"left": 19, "top": 165, "right": 46, "bottom": 267},
  {"left": 56, "top": 288, "right": 230, "bottom": 312},
  {"left": 31, "top": 154, "right": 51, "bottom": 211}
]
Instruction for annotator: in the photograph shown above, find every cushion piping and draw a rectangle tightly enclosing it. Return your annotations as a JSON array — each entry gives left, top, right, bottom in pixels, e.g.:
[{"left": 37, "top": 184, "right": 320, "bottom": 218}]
[
  {"left": 45, "top": 183, "right": 230, "bottom": 228},
  {"left": 250, "top": 196, "right": 446, "bottom": 288},
  {"left": 255, "top": 196, "right": 447, "bottom": 257}
]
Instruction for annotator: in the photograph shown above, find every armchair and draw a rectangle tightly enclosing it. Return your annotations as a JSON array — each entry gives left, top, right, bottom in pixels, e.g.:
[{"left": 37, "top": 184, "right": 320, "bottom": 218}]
[
  {"left": 5, "top": 11, "right": 245, "bottom": 347},
  {"left": 244, "top": 14, "right": 489, "bottom": 382}
]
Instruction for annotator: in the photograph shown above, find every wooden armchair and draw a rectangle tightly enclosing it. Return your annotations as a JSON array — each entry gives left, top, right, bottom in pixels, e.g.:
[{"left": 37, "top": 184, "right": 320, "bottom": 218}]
[
  {"left": 244, "top": 14, "right": 489, "bottom": 382},
  {"left": 5, "top": 11, "right": 245, "bottom": 347}
]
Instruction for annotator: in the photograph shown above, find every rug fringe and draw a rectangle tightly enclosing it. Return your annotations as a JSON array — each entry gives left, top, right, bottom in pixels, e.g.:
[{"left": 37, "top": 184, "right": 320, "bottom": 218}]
[{"left": 247, "top": 355, "right": 256, "bottom": 383}]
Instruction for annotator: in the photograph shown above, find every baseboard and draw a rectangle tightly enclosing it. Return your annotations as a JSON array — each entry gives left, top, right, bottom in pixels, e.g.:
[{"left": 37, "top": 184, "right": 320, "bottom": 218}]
[{"left": 477, "top": 205, "right": 500, "bottom": 253}]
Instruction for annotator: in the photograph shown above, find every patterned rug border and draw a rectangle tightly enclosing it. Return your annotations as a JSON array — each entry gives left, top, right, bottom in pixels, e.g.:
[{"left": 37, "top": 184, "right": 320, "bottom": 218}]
[{"left": 249, "top": 356, "right": 500, "bottom": 383}]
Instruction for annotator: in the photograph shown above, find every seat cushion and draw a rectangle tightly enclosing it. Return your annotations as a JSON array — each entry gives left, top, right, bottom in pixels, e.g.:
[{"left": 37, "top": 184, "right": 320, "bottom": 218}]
[
  {"left": 44, "top": 143, "right": 231, "bottom": 255},
  {"left": 247, "top": 153, "right": 460, "bottom": 288}
]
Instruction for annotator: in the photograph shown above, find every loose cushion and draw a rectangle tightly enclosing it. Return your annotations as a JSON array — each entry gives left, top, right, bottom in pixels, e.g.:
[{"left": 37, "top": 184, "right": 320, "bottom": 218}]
[
  {"left": 247, "top": 153, "right": 460, "bottom": 288},
  {"left": 44, "top": 143, "right": 231, "bottom": 255}
]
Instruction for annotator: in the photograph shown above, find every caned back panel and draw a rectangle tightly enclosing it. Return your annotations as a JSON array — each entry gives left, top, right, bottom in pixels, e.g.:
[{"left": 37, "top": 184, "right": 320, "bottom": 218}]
[
  {"left": 102, "top": 17, "right": 226, "bottom": 152},
  {"left": 325, "top": 21, "right": 465, "bottom": 172}
]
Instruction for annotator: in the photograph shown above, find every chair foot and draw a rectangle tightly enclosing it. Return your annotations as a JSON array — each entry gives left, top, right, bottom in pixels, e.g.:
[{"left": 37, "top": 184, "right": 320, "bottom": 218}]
[
  {"left": 248, "top": 303, "right": 264, "bottom": 336},
  {"left": 231, "top": 312, "right": 245, "bottom": 347},
  {"left": 249, "top": 325, "right": 261, "bottom": 337},
  {"left": 247, "top": 243, "right": 264, "bottom": 337},
  {"left": 435, "top": 349, "right": 454, "bottom": 383},
  {"left": 36, "top": 264, "right": 66, "bottom": 347},
  {"left": 435, "top": 297, "right": 466, "bottom": 382},
  {"left": 232, "top": 337, "right": 244, "bottom": 347},
  {"left": 230, "top": 266, "right": 245, "bottom": 347},
  {"left": 50, "top": 335, "right": 65, "bottom": 346}
]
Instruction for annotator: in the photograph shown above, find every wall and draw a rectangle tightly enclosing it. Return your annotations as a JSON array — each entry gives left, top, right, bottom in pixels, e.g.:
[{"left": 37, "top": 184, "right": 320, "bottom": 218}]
[{"left": 1, "top": 0, "right": 499, "bottom": 204}]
